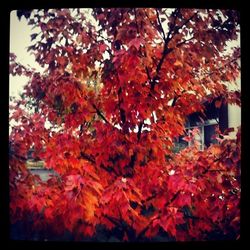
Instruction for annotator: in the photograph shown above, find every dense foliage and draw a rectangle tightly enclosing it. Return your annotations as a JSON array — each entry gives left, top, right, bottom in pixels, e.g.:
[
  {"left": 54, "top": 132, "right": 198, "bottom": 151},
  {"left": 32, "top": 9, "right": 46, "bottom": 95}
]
[{"left": 9, "top": 8, "right": 240, "bottom": 241}]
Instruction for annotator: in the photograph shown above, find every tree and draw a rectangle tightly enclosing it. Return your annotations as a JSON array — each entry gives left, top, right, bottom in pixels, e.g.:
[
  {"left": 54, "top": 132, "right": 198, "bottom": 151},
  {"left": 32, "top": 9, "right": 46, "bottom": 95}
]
[{"left": 9, "top": 8, "right": 241, "bottom": 241}]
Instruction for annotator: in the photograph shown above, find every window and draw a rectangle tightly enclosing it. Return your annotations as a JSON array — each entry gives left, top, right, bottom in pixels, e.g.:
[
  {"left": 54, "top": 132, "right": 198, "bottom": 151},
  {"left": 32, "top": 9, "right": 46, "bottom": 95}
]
[
  {"left": 187, "top": 119, "right": 218, "bottom": 150},
  {"left": 174, "top": 119, "right": 218, "bottom": 152}
]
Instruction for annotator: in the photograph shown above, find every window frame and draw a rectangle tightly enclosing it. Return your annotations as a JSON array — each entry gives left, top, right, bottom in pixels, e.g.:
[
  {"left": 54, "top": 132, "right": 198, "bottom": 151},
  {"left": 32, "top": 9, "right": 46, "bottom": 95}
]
[{"left": 185, "top": 119, "right": 218, "bottom": 150}]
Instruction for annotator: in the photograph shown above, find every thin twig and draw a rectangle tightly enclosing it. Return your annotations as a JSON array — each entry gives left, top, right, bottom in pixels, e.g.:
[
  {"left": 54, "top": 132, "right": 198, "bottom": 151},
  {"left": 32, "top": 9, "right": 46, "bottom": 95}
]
[
  {"left": 137, "top": 122, "right": 144, "bottom": 142},
  {"left": 133, "top": 8, "right": 140, "bottom": 34},
  {"left": 92, "top": 103, "right": 111, "bottom": 125},
  {"left": 155, "top": 8, "right": 166, "bottom": 40}
]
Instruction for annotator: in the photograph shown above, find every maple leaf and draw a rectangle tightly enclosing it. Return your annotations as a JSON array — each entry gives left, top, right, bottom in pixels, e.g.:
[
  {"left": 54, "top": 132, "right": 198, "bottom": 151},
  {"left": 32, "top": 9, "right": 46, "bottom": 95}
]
[
  {"left": 128, "top": 37, "right": 144, "bottom": 50},
  {"left": 99, "top": 43, "right": 108, "bottom": 53}
]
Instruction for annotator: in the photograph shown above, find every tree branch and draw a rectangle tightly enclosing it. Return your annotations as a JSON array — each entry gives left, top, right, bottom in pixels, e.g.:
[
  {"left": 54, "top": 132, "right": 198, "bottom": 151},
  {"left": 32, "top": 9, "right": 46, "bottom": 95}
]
[
  {"left": 104, "top": 215, "right": 122, "bottom": 228},
  {"left": 79, "top": 152, "right": 95, "bottom": 164},
  {"left": 171, "top": 90, "right": 186, "bottom": 107},
  {"left": 177, "top": 12, "right": 197, "bottom": 33},
  {"left": 175, "top": 35, "right": 195, "bottom": 48},
  {"left": 150, "top": 10, "right": 198, "bottom": 91},
  {"left": 100, "top": 164, "right": 120, "bottom": 177},
  {"left": 144, "top": 193, "right": 157, "bottom": 203},
  {"left": 155, "top": 8, "right": 166, "bottom": 40},
  {"left": 133, "top": 8, "right": 140, "bottom": 34},
  {"left": 205, "top": 56, "right": 240, "bottom": 78},
  {"left": 145, "top": 66, "right": 152, "bottom": 82},
  {"left": 79, "top": 151, "right": 120, "bottom": 176},
  {"left": 165, "top": 190, "right": 181, "bottom": 207},
  {"left": 171, "top": 96, "right": 179, "bottom": 107},
  {"left": 144, "top": 10, "right": 158, "bottom": 33},
  {"left": 137, "top": 121, "right": 144, "bottom": 143},
  {"left": 165, "top": 8, "right": 180, "bottom": 44},
  {"left": 12, "top": 153, "right": 28, "bottom": 162},
  {"left": 92, "top": 104, "right": 110, "bottom": 125},
  {"left": 150, "top": 9, "right": 180, "bottom": 91},
  {"left": 118, "top": 87, "right": 127, "bottom": 132}
]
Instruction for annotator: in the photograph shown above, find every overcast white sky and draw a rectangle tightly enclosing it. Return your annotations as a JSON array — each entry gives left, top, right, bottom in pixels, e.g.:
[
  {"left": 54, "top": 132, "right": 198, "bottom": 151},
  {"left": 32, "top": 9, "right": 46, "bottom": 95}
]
[{"left": 9, "top": 10, "right": 44, "bottom": 98}]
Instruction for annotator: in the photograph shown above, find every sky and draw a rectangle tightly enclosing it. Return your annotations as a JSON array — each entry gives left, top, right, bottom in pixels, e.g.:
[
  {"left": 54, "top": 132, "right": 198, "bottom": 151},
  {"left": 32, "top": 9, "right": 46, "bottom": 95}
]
[{"left": 9, "top": 10, "right": 43, "bottom": 98}]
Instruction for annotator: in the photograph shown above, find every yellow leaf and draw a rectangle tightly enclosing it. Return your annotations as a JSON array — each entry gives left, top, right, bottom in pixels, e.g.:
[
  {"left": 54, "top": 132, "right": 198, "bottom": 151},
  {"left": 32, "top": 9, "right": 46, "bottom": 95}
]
[
  {"left": 174, "top": 60, "right": 183, "bottom": 67},
  {"left": 209, "top": 145, "right": 221, "bottom": 156}
]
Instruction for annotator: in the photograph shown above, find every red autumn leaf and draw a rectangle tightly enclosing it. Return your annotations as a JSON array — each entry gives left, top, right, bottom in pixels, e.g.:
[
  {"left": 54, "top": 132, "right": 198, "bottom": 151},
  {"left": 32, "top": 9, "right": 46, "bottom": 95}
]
[
  {"left": 57, "top": 56, "right": 68, "bottom": 66},
  {"left": 128, "top": 37, "right": 144, "bottom": 50},
  {"left": 99, "top": 43, "right": 108, "bottom": 53},
  {"left": 215, "top": 100, "right": 222, "bottom": 108},
  {"left": 159, "top": 215, "right": 176, "bottom": 237}
]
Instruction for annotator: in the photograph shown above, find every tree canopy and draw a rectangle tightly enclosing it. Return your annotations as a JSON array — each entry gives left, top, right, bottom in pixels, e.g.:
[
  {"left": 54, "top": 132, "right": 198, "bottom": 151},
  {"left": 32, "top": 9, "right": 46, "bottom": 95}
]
[{"left": 9, "top": 8, "right": 240, "bottom": 241}]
